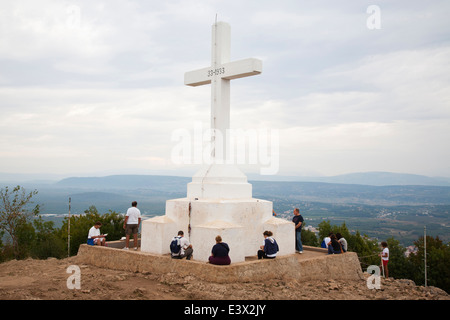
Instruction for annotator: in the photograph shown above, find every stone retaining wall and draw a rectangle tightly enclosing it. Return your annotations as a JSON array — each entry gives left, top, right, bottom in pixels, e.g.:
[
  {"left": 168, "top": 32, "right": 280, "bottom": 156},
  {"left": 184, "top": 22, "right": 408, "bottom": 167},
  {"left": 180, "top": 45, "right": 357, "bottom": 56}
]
[{"left": 77, "top": 244, "right": 363, "bottom": 283}]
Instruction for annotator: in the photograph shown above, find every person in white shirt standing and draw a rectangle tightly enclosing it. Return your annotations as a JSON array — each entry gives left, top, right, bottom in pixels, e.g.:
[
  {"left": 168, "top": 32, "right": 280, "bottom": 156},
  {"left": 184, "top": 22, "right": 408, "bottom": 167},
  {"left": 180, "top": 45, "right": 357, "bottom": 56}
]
[
  {"left": 123, "top": 201, "right": 141, "bottom": 250},
  {"left": 380, "top": 241, "right": 389, "bottom": 278}
]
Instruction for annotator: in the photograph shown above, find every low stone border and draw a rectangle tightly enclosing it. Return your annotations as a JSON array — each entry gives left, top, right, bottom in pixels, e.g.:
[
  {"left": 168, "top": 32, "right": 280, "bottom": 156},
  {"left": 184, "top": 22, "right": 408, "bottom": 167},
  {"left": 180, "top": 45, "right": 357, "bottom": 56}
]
[{"left": 77, "top": 244, "right": 363, "bottom": 283}]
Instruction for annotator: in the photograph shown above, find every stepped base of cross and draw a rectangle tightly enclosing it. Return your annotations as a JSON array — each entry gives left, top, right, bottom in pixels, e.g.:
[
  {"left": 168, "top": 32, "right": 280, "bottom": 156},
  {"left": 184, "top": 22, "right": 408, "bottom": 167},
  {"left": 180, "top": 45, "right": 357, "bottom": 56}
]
[{"left": 141, "top": 164, "right": 295, "bottom": 263}]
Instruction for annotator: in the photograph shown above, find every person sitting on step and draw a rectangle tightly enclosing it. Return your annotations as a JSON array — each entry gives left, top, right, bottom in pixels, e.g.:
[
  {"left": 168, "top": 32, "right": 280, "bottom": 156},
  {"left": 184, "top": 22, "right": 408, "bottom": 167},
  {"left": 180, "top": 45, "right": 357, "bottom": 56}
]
[{"left": 257, "top": 230, "right": 279, "bottom": 259}]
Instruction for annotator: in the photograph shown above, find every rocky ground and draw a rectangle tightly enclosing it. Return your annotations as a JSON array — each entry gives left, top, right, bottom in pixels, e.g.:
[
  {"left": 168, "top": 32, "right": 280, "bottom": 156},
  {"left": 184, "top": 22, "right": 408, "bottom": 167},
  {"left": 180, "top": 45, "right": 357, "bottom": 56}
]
[{"left": 0, "top": 256, "right": 448, "bottom": 300}]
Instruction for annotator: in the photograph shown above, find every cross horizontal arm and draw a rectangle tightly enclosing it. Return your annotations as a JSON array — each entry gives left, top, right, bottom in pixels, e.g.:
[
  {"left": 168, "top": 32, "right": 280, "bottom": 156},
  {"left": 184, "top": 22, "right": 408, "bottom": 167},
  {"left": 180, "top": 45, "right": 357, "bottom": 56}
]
[
  {"left": 223, "top": 58, "right": 262, "bottom": 81},
  {"left": 184, "top": 58, "right": 262, "bottom": 87}
]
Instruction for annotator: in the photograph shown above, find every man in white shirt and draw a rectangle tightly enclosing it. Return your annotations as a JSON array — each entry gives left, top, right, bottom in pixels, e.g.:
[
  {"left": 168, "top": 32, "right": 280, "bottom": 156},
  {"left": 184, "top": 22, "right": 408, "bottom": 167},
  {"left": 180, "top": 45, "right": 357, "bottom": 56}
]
[
  {"left": 171, "top": 230, "right": 193, "bottom": 260},
  {"left": 123, "top": 201, "right": 141, "bottom": 250},
  {"left": 323, "top": 232, "right": 332, "bottom": 248},
  {"left": 88, "top": 221, "right": 106, "bottom": 246}
]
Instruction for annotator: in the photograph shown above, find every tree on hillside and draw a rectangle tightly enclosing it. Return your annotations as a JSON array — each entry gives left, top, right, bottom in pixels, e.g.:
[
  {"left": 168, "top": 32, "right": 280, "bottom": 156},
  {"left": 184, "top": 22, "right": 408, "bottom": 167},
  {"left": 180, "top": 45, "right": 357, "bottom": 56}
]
[
  {"left": 384, "top": 237, "right": 412, "bottom": 280},
  {"left": 12, "top": 216, "right": 65, "bottom": 260},
  {"left": 14, "top": 220, "right": 35, "bottom": 259},
  {"left": 0, "top": 186, "right": 39, "bottom": 258},
  {"left": 318, "top": 220, "right": 352, "bottom": 243},
  {"left": 301, "top": 228, "right": 319, "bottom": 247},
  {"left": 408, "top": 235, "right": 450, "bottom": 293},
  {"left": 30, "top": 216, "right": 66, "bottom": 259},
  {"left": 318, "top": 220, "right": 379, "bottom": 267},
  {"left": 59, "top": 205, "right": 125, "bottom": 256},
  {"left": 0, "top": 230, "right": 7, "bottom": 262}
]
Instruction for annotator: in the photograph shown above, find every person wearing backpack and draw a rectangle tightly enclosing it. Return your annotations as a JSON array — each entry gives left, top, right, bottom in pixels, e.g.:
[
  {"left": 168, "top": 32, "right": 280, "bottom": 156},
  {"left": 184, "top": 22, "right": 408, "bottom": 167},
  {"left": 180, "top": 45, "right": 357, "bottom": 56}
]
[
  {"left": 170, "top": 230, "right": 193, "bottom": 260},
  {"left": 257, "top": 230, "right": 279, "bottom": 259}
]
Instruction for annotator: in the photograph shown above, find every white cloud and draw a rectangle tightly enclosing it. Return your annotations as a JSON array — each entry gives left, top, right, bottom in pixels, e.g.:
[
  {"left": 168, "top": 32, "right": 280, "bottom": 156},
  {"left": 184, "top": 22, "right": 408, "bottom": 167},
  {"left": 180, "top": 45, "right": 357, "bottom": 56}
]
[
  {"left": 1, "top": 0, "right": 449, "bottom": 177},
  {"left": 320, "top": 46, "right": 450, "bottom": 116},
  {"left": 0, "top": 85, "right": 212, "bottom": 173},
  {"left": 277, "top": 119, "right": 450, "bottom": 176}
]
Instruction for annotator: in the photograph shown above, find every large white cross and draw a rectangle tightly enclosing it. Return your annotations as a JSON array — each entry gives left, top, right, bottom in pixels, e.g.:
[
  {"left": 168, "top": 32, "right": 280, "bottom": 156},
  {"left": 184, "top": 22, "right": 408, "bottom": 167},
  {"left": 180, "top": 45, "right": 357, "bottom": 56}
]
[{"left": 184, "top": 21, "right": 262, "bottom": 161}]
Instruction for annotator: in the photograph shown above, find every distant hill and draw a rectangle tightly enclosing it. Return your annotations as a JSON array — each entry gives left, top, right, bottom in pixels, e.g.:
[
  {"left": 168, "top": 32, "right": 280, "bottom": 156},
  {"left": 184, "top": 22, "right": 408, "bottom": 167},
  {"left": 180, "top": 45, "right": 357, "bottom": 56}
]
[
  {"left": 248, "top": 171, "right": 450, "bottom": 186},
  {"left": 52, "top": 174, "right": 450, "bottom": 206},
  {"left": 2, "top": 172, "right": 450, "bottom": 216},
  {"left": 56, "top": 175, "right": 191, "bottom": 192},
  {"left": 2, "top": 170, "right": 450, "bottom": 187},
  {"left": 251, "top": 181, "right": 450, "bottom": 206},
  {"left": 33, "top": 176, "right": 190, "bottom": 215},
  {"left": 54, "top": 171, "right": 450, "bottom": 189},
  {"left": 3, "top": 173, "right": 449, "bottom": 245},
  {"left": 310, "top": 172, "right": 450, "bottom": 186}
]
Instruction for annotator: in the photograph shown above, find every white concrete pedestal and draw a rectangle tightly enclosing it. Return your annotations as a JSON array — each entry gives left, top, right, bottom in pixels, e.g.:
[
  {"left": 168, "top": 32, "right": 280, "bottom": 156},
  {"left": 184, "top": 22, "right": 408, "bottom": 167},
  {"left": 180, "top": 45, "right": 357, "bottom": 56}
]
[{"left": 141, "top": 164, "right": 295, "bottom": 263}]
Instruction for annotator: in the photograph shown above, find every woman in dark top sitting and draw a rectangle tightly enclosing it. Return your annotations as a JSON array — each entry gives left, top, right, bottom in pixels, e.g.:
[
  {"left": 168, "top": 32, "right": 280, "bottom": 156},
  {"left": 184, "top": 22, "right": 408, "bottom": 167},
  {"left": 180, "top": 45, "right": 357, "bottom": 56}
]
[
  {"left": 257, "top": 230, "right": 279, "bottom": 259},
  {"left": 208, "top": 235, "right": 231, "bottom": 265},
  {"left": 327, "top": 233, "right": 343, "bottom": 254}
]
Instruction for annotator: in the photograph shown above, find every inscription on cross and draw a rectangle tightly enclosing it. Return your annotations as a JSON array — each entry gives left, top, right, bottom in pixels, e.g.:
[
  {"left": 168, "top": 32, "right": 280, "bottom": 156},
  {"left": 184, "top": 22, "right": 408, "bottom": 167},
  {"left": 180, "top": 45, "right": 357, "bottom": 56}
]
[{"left": 184, "top": 21, "right": 262, "bottom": 160}]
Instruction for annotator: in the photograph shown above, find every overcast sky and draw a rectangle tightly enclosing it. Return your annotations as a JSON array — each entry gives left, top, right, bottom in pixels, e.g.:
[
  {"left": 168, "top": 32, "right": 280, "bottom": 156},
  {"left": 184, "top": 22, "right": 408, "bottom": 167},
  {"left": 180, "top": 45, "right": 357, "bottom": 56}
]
[{"left": 1, "top": 0, "right": 449, "bottom": 179}]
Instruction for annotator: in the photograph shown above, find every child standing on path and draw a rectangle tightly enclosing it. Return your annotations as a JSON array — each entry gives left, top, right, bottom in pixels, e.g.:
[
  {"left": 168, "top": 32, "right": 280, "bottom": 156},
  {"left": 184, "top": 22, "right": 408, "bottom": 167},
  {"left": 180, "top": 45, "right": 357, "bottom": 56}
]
[{"left": 380, "top": 241, "right": 389, "bottom": 278}]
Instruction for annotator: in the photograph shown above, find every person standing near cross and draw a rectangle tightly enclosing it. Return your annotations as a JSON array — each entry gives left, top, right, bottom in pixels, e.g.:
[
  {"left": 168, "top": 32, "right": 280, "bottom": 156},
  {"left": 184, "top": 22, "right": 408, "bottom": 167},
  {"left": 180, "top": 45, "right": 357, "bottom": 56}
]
[
  {"left": 123, "top": 201, "right": 141, "bottom": 250},
  {"left": 184, "top": 21, "right": 262, "bottom": 162}
]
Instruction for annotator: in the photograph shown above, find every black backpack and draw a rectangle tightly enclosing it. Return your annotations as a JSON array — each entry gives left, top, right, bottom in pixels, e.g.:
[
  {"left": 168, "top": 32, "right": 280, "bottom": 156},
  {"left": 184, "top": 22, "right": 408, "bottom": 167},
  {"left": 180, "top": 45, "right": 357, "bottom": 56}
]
[{"left": 170, "top": 236, "right": 181, "bottom": 256}]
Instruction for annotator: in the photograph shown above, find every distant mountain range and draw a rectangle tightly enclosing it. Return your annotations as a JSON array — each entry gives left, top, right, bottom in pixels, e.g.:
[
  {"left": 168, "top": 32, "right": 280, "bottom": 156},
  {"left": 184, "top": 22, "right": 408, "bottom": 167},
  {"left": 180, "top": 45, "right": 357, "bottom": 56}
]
[
  {"left": 0, "top": 171, "right": 449, "bottom": 213},
  {"left": 55, "top": 175, "right": 191, "bottom": 192},
  {"left": 2, "top": 172, "right": 449, "bottom": 246},
  {"left": 247, "top": 171, "right": 450, "bottom": 186},
  {"left": 1, "top": 171, "right": 450, "bottom": 187},
  {"left": 0, "top": 172, "right": 446, "bottom": 215}
]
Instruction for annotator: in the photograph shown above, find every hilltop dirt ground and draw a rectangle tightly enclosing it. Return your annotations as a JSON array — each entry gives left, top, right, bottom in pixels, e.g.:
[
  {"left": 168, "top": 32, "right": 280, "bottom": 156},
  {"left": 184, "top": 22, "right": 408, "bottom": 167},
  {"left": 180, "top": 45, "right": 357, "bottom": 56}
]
[{"left": 0, "top": 256, "right": 448, "bottom": 300}]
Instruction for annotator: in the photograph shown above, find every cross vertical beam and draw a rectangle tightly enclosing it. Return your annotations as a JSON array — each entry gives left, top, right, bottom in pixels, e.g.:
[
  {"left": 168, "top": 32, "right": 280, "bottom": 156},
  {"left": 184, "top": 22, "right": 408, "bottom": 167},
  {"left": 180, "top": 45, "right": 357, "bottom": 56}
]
[
  {"left": 211, "top": 22, "right": 230, "bottom": 159},
  {"left": 184, "top": 21, "right": 262, "bottom": 161}
]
